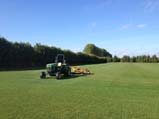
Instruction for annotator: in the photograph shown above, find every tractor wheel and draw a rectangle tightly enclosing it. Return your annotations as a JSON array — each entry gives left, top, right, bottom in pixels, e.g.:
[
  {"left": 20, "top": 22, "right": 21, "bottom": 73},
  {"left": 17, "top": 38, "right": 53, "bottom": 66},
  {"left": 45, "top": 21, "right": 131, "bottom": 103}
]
[
  {"left": 40, "top": 72, "right": 46, "bottom": 79},
  {"left": 56, "top": 72, "right": 61, "bottom": 79},
  {"left": 64, "top": 69, "right": 71, "bottom": 77},
  {"left": 67, "top": 69, "right": 72, "bottom": 76}
]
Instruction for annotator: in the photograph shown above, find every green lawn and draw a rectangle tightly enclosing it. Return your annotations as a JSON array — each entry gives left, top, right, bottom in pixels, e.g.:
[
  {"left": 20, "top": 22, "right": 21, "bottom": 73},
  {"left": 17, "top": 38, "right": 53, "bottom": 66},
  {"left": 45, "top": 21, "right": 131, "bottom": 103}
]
[{"left": 0, "top": 63, "right": 159, "bottom": 119}]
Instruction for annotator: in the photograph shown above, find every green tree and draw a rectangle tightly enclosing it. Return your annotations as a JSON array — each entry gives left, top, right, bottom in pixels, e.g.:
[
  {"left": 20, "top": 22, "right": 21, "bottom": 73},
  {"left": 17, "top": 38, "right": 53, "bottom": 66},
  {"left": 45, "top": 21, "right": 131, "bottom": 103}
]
[
  {"left": 121, "top": 56, "right": 131, "bottom": 62},
  {"left": 130, "top": 56, "right": 136, "bottom": 62},
  {"left": 113, "top": 56, "right": 120, "bottom": 62},
  {"left": 83, "top": 44, "right": 112, "bottom": 57},
  {"left": 0, "top": 37, "right": 13, "bottom": 67},
  {"left": 151, "top": 55, "right": 158, "bottom": 63}
]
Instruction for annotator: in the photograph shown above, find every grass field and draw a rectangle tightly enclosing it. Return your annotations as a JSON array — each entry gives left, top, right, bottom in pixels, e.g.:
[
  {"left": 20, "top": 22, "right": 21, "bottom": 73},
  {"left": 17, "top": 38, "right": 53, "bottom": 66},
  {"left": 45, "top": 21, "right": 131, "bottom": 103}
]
[{"left": 0, "top": 63, "right": 159, "bottom": 119}]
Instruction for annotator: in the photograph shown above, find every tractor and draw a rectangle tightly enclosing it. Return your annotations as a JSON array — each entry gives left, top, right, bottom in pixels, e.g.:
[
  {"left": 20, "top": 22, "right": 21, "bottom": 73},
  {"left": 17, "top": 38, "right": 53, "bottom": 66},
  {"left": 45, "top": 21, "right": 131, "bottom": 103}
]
[{"left": 40, "top": 54, "right": 71, "bottom": 79}]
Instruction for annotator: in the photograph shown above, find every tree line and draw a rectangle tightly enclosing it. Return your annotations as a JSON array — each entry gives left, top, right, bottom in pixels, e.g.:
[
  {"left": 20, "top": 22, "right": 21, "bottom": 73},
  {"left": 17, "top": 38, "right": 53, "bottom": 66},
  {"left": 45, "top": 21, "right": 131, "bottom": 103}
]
[
  {"left": 0, "top": 36, "right": 158, "bottom": 69},
  {"left": 111, "top": 55, "right": 159, "bottom": 63},
  {"left": 0, "top": 37, "right": 108, "bottom": 69},
  {"left": 82, "top": 44, "right": 159, "bottom": 63}
]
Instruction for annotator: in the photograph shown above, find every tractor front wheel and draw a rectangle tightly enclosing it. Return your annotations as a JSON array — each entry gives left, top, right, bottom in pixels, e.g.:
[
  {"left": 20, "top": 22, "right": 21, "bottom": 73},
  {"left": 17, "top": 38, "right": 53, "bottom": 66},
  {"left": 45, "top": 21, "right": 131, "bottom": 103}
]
[
  {"left": 67, "top": 69, "right": 72, "bottom": 76},
  {"left": 64, "top": 68, "right": 71, "bottom": 77},
  {"left": 40, "top": 72, "right": 46, "bottom": 79},
  {"left": 56, "top": 72, "right": 61, "bottom": 79}
]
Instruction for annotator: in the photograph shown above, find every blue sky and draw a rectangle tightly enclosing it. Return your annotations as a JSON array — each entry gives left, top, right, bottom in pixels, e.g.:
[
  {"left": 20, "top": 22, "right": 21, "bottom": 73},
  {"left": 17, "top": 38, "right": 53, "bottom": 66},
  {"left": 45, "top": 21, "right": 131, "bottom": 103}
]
[{"left": 0, "top": 0, "right": 159, "bottom": 57}]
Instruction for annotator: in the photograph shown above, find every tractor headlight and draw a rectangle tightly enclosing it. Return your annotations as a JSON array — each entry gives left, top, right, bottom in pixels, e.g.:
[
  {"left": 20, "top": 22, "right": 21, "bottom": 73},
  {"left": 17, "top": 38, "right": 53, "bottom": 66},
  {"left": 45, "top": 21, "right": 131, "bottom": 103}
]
[{"left": 58, "top": 62, "right": 62, "bottom": 67}]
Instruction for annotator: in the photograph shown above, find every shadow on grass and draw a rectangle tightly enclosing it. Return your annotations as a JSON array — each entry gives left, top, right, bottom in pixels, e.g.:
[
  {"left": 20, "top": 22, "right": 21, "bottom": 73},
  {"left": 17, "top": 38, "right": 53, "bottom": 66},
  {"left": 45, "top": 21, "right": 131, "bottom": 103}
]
[
  {"left": 41, "top": 73, "right": 93, "bottom": 80},
  {"left": 0, "top": 67, "right": 45, "bottom": 72}
]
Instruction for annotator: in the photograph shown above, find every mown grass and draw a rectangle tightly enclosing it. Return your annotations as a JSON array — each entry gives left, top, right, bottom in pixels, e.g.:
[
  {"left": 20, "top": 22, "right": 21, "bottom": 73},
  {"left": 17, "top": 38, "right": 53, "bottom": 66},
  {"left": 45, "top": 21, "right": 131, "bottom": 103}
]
[{"left": 0, "top": 63, "right": 159, "bottom": 119}]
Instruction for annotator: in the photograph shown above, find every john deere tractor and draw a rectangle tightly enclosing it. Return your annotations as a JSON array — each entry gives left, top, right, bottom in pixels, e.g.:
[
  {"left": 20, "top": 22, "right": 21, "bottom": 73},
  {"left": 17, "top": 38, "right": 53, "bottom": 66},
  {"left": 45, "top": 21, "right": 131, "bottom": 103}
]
[{"left": 40, "top": 54, "right": 71, "bottom": 79}]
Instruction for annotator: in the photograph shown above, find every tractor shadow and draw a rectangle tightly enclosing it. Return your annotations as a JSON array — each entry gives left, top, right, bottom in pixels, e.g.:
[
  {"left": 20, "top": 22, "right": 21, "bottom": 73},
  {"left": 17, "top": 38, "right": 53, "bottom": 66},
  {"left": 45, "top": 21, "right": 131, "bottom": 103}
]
[
  {"left": 44, "top": 73, "right": 93, "bottom": 80},
  {"left": 61, "top": 73, "right": 93, "bottom": 80}
]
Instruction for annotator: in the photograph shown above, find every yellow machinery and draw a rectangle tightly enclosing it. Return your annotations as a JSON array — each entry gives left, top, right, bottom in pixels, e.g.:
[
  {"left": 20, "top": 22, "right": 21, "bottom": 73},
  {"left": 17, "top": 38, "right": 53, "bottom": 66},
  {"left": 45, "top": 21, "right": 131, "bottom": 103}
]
[{"left": 70, "top": 66, "right": 91, "bottom": 74}]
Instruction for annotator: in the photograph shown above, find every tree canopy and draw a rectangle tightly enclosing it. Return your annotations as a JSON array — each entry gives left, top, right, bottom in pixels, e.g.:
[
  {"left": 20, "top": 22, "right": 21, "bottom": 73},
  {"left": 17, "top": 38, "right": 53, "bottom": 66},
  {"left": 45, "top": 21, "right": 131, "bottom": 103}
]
[
  {"left": 0, "top": 37, "right": 107, "bottom": 69},
  {"left": 83, "top": 44, "right": 112, "bottom": 57}
]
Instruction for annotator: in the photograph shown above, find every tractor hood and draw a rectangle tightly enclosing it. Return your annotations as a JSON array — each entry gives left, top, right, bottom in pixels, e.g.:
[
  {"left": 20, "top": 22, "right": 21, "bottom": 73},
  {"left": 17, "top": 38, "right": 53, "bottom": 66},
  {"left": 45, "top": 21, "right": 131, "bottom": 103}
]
[{"left": 46, "top": 63, "right": 57, "bottom": 68}]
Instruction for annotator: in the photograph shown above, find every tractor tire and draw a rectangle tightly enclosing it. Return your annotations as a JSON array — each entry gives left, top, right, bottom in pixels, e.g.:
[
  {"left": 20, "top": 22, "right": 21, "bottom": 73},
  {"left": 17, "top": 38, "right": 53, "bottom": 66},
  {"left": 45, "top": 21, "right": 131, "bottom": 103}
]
[
  {"left": 67, "top": 69, "right": 72, "bottom": 76},
  {"left": 40, "top": 72, "right": 46, "bottom": 79},
  {"left": 64, "top": 68, "right": 71, "bottom": 77},
  {"left": 56, "top": 72, "right": 61, "bottom": 79}
]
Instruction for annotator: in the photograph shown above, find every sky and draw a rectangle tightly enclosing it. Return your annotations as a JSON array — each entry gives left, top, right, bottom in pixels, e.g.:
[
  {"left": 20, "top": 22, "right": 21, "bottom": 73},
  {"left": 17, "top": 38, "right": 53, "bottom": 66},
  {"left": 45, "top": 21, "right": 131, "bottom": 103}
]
[{"left": 0, "top": 0, "right": 159, "bottom": 57}]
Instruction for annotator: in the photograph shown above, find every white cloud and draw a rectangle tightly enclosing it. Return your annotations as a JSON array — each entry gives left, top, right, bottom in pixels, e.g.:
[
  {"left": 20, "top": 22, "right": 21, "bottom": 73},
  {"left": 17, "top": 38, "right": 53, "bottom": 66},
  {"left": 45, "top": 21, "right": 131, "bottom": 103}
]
[
  {"left": 113, "top": 49, "right": 153, "bottom": 57},
  {"left": 97, "top": 0, "right": 113, "bottom": 8},
  {"left": 156, "top": 52, "right": 159, "bottom": 57},
  {"left": 121, "top": 24, "right": 133, "bottom": 29},
  {"left": 144, "top": 0, "right": 159, "bottom": 12},
  {"left": 113, "top": 49, "right": 137, "bottom": 58},
  {"left": 121, "top": 23, "right": 147, "bottom": 29},
  {"left": 83, "top": 0, "right": 113, "bottom": 11},
  {"left": 136, "top": 24, "right": 147, "bottom": 28},
  {"left": 90, "top": 22, "right": 97, "bottom": 28},
  {"left": 72, "top": 47, "right": 83, "bottom": 53}
]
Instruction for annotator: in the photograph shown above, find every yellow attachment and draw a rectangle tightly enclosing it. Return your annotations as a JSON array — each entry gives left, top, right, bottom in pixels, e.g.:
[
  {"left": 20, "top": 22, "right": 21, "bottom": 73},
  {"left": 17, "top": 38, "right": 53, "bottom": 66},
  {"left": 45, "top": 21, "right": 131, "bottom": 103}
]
[{"left": 70, "top": 66, "right": 91, "bottom": 74}]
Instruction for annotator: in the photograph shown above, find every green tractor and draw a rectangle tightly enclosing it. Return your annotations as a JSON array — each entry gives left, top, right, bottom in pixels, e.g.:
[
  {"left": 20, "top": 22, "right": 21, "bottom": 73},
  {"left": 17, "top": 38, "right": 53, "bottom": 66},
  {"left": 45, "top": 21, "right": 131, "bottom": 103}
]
[{"left": 40, "top": 54, "right": 71, "bottom": 79}]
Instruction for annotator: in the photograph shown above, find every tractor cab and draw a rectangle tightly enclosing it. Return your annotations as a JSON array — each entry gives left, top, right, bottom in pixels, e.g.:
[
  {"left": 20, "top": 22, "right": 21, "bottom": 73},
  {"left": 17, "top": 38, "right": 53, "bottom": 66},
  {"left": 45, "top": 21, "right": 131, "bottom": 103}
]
[
  {"left": 55, "top": 54, "right": 66, "bottom": 64},
  {"left": 43, "top": 54, "right": 71, "bottom": 79}
]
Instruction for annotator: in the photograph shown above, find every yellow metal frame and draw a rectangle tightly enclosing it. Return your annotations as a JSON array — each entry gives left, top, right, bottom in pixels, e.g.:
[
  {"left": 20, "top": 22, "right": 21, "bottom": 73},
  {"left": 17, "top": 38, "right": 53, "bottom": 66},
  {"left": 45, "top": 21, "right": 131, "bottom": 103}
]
[{"left": 70, "top": 66, "right": 90, "bottom": 74}]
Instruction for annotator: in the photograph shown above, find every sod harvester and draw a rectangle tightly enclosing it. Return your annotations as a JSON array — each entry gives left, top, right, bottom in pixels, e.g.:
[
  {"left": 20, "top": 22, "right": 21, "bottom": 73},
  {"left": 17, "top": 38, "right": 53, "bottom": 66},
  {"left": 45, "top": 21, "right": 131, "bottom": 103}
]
[{"left": 40, "top": 54, "right": 91, "bottom": 79}]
